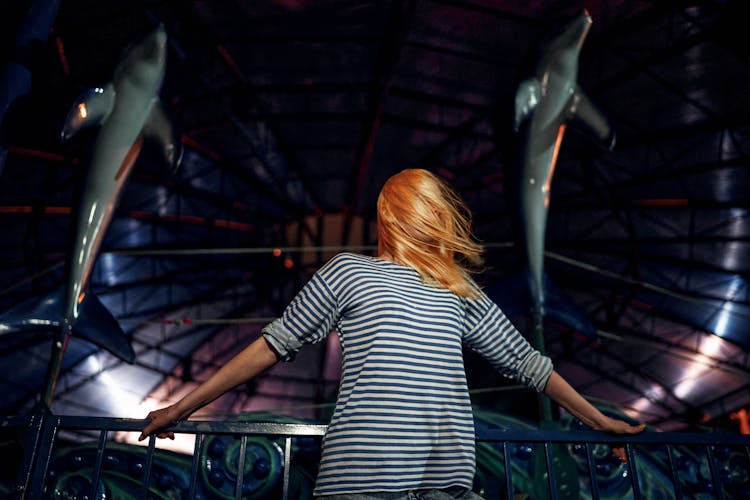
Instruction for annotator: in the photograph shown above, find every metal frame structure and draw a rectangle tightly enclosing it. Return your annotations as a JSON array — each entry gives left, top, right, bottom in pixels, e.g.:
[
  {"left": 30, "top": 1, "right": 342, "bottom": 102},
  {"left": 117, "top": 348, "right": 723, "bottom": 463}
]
[
  {"left": 4, "top": 412, "right": 750, "bottom": 499},
  {"left": 0, "top": 0, "right": 749, "bottom": 437}
]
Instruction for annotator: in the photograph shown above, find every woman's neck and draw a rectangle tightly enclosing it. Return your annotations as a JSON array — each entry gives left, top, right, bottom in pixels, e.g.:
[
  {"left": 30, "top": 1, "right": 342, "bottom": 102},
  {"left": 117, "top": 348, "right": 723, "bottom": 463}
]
[{"left": 377, "top": 252, "right": 404, "bottom": 266}]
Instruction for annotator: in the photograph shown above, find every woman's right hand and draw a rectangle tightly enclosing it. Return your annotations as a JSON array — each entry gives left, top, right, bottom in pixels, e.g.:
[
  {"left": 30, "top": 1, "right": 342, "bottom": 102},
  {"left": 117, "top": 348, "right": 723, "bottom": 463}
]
[
  {"left": 139, "top": 405, "right": 181, "bottom": 441},
  {"left": 594, "top": 415, "right": 646, "bottom": 435}
]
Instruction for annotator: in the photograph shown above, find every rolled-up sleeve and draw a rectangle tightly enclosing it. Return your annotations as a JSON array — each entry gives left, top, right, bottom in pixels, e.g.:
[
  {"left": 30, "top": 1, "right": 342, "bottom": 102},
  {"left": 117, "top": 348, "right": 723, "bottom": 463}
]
[
  {"left": 262, "top": 272, "right": 339, "bottom": 362},
  {"left": 463, "top": 293, "right": 553, "bottom": 392}
]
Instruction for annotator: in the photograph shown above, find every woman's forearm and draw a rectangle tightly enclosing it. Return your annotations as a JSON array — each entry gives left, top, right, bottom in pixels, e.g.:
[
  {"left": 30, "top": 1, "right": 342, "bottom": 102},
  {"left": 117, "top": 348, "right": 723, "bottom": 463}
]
[
  {"left": 140, "top": 336, "right": 280, "bottom": 441},
  {"left": 172, "top": 336, "right": 279, "bottom": 419},
  {"left": 543, "top": 370, "right": 610, "bottom": 430}
]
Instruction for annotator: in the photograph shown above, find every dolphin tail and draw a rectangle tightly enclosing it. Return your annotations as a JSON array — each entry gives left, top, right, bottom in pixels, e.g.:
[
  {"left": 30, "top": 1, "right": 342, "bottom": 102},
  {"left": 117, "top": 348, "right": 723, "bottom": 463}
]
[
  {"left": 0, "top": 288, "right": 135, "bottom": 362},
  {"left": 568, "top": 87, "right": 616, "bottom": 151},
  {"left": 486, "top": 269, "right": 598, "bottom": 340}
]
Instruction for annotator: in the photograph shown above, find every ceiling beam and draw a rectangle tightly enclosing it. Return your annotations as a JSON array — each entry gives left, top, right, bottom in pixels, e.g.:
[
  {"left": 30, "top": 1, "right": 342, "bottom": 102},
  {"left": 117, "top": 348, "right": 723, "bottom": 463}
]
[{"left": 343, "top": 0, "right": 419, "bottom": 242}]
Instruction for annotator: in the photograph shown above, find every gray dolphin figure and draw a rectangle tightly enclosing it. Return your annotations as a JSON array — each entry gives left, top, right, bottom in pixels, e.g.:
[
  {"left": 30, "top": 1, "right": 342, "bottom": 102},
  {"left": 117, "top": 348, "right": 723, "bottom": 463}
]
[
  {"left": 512, "top": 11, "right": 614, "bottom": 347},
  {"left": 0, "top": 25, "right": 182, "bottom": 404}
]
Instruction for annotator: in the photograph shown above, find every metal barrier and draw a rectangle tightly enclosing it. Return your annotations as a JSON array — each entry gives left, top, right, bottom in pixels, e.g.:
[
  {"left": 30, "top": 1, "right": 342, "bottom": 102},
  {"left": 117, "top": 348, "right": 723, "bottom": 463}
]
[{"left": 3, "top": 412, "right": 750, "bottom": 499}]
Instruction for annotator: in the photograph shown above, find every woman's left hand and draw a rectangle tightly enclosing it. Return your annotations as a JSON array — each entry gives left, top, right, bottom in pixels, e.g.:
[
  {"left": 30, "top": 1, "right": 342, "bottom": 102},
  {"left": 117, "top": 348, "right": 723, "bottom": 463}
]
[{"left": 139, "top": 405, "right": 181, "bottom": 441}]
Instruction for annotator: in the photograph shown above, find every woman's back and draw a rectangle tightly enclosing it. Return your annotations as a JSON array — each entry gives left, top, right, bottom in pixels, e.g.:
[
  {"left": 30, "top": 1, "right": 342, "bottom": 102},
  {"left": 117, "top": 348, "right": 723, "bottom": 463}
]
[
  {"left": 315, "top": 253, "right": 476, "bottom": 494},
  {"left": 263, "top": 252, "right": 551, "bottom": 495}
]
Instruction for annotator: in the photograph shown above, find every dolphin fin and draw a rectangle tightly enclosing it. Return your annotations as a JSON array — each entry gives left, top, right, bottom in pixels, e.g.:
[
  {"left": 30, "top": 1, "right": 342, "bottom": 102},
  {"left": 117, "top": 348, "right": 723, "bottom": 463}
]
[
  {"left": 61, "top": 83, "right": 116, "bottom": 142},
  {"left": 0, "top": 288, "right": 135, "bottom": 362},
  {"left": 567, "top": 86, "right": 616, "bottom": 151},
  {"left": 0, "top": 289, "right": 64, "bottom": 333},
  {"left": 486, "top": 269, "right": 598, "bottom": 340},
  {"left": 142, "top": 101, "right": 183, "bottom": 172},
  {"left": 72, "top": 292, "right": 136, "bottom": 363},
  {"left": 514, "top": 78, "right": 540, "bottom": 132}
]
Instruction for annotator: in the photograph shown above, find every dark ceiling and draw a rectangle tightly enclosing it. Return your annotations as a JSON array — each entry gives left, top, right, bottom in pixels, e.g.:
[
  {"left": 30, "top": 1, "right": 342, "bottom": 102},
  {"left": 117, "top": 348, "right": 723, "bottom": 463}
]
[{"left": 1, "top": 0, "right": 749, "bottom": 436}]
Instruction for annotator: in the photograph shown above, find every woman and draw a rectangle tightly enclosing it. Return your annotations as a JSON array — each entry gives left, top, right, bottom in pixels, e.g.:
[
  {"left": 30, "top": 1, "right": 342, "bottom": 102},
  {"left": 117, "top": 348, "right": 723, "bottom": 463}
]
[{"left": 140, "top": 169, "right": 643, "bottom": 499}]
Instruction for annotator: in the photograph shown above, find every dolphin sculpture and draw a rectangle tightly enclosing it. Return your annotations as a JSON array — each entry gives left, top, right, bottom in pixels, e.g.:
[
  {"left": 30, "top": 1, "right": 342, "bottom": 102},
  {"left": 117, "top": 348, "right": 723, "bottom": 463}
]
[
  {"left": 507, "top": 10, "right": 615, "bottom": 349},
  {"left": 0, "top": 24, "right": 182, "bottom": 404}
]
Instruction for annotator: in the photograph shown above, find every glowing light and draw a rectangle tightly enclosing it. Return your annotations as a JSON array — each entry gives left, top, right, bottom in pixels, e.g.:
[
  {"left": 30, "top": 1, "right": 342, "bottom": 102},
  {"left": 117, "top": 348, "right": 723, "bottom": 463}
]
[
  {"left": 699, "top": 334, "right": 723, "bottom": 358},
  {"left": 81, "top": 355, "right": 197, "bottom": 453},
  {"left": 116, "top": 396, "right": 197, "bottom": 454},
  {"left": 730, "top": 408, "right": 750, "bottom": 434},
  {"left": 714, "top": 303, "right": 733, "bottom": 337},
  {"left": 72, "top": 284, "right": 81, "bottom": 318},
  {"left": 671, "top": 277, "right": 742, "bottom": 399},
  {"left": 77, "top": 292, "right": 86, "bottom": 305},
  {"left": 630, "top": 397, "right": 652, "bottom": 413},
  {"left": 673, "top": 334, "right": 727, "bottom": 399},
  {"left": 78, "top": 102, "right": 87, "bottom": 118},
  {"left": 645, "top": 385, "right": 665, "bottom": 400},
  {"left": 713, "top": 276, "right": 742, "bottom": 337},
  {"left": 628, "top": 384, "right": 665, "bottom": 415},
  {"left": 272, "top": 248, "right": 282, "bottom": 257},
  {"left": 88, "top": 202, "right": 98, "bottom": 224},
  {"left": 673, "top": 376, "right": 697, "bottom": 400},
  {"left": 28, "top": 319, "right": 55, "bottom": 326},
  {"left": 87, "top": 355, "right": 101, "bottom": 372}
]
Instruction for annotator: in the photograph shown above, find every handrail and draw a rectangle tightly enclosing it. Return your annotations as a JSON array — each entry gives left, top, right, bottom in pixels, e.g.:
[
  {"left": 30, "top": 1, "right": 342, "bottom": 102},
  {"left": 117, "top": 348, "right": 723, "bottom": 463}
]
[{"left": 3, "top": 413, "right": 750, "bottom": 499}]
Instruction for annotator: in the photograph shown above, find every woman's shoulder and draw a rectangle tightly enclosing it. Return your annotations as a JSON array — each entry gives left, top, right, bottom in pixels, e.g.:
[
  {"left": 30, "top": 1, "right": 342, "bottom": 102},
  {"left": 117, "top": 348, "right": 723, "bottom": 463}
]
[
  {"left": 328, "top": 252, "right": 371, "bottom": 265},
  {"left": 318, "top": 252, "right": 371, "bottom": 273},
  {"left": 320, "top": 252, "right": 414, "bottom": 278},
  {"left": 314, "top": 253, "right": 379, "bottom": 288}
]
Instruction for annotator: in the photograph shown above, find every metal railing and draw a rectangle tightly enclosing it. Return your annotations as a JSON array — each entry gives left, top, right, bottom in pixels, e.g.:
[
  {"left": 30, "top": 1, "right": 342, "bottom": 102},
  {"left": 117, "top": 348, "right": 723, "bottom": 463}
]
[{"left": 3, "top": 412, "right": 750, "bottom": 499}]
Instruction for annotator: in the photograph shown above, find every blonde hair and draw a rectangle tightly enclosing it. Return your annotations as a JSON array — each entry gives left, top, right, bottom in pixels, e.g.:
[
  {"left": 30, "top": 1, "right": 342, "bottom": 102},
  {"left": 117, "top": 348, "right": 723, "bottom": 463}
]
[{"left": 377, "top": 169, "right": 484, "bottom": 298}]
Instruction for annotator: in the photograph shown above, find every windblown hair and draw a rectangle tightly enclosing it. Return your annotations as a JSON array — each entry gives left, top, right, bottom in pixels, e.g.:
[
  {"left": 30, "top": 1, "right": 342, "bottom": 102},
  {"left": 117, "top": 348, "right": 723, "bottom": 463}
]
[{"left": 377, "top": 169, "right": 484, "bottom": 298}]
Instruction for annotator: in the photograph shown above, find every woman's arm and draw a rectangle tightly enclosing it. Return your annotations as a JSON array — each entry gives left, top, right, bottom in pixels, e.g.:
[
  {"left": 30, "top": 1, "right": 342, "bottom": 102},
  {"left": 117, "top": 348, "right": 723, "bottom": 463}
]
[
  {"left": 139, "top": 336, "right": 279, "bottom": 441},
  {"left": 544, "top": 370, "right": 645, "bottom": 434}
]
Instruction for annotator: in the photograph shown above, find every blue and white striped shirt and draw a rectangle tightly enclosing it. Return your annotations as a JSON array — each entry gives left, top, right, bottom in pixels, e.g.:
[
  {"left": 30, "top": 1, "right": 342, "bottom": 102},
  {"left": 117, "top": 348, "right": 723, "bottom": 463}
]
[{"left": 262, "top": 253, "right": 552, "bottom": 495}]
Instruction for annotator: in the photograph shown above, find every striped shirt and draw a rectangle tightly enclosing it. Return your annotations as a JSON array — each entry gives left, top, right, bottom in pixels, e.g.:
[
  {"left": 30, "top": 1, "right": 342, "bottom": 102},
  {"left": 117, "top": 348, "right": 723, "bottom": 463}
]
[{"left": 262, "top": 253, "right": 552, "bottom": 495}]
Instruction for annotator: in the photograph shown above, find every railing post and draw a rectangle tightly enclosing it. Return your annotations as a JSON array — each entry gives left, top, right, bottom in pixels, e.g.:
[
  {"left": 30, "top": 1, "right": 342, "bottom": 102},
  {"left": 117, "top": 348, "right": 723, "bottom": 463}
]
[
  {"left": 544, "top": 441, "right": 558, "bottom": 500},
  {"left": 502, "top": 442, "right": 514, "bottom": 500},
  {"left": 664, "top": 444, "right": 683, "bottom": 499},
  {"left": 187, "top": 433, "right": 204, "bottom": 500},
  {"left": 139, "top": 436, "right": 157, "bottom": 498},
  {"left": 584, "top": 443, "right": 599, "bottom": 499},
  {"left": 87, "top": 429, "right": 109, "bottom": 498},
  {"left": 9, "top": 414, "right": 39, "bottom": 500},
  {"left": 705, "top": 445, "right": 724, "bottom": 500},
  {"left": 17, "top": 411, "right": 59, "bottom": 500},
  {"left": 234, "top": 435, "right": 248, "bottom": 499},
  {"left": 625, "top": 443, "right": 642, "bottom": 499},
  {"left": 283, "top": 436, "right": 292, "bottom": 499}
]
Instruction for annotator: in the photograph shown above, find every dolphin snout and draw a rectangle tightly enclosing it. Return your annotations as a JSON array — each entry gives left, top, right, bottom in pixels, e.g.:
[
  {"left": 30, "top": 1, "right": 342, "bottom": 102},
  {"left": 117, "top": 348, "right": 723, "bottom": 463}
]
[{"left": 571, "top": 11, "right": 592, "bottom": 48}]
